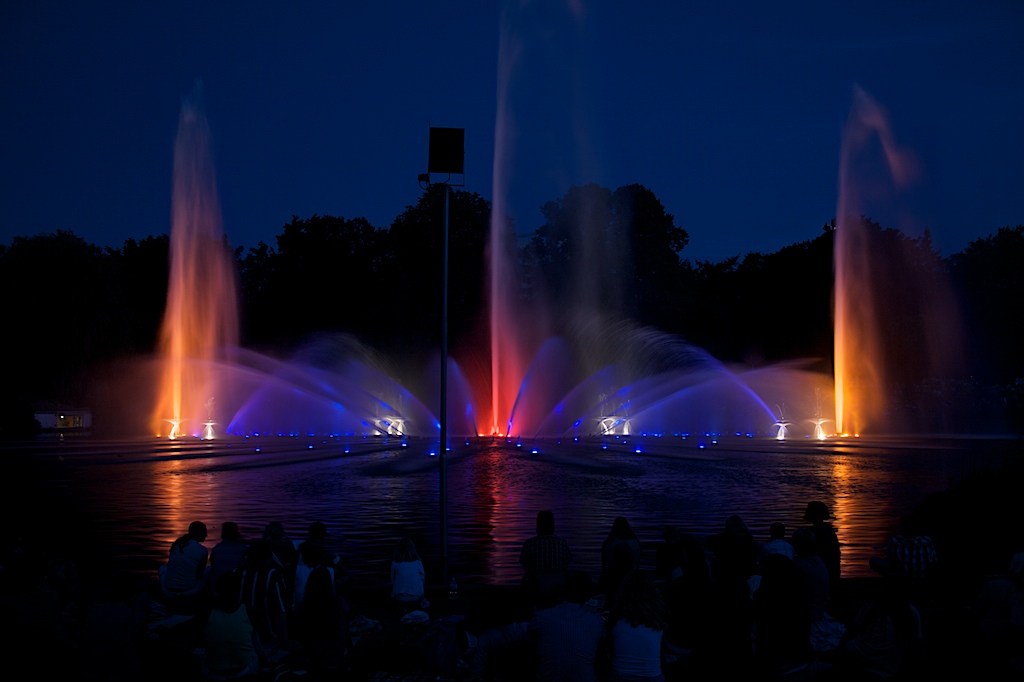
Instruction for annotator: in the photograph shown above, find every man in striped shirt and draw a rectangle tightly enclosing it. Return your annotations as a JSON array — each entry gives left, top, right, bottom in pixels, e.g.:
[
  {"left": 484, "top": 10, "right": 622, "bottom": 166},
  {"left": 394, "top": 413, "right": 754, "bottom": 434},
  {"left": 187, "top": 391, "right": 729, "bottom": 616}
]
[{"left": 520, "top": 510, "right": 573, "bottom": 608}]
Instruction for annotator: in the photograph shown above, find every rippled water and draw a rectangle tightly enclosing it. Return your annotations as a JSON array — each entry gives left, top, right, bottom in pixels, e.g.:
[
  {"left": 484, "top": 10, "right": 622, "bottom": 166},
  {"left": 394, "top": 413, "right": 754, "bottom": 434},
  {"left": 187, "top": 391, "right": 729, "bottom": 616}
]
[{"left": 11, "top": 435, "right": 1013, "bottom": 586}]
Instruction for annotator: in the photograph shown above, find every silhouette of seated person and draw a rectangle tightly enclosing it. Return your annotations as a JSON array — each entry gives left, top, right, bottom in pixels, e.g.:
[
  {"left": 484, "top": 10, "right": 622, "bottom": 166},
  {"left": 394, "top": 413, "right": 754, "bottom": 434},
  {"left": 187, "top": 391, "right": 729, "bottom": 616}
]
[
  {"left": 293, "top": 522, "right": 337, "bottom": 610},
  {"left": 836, "top": 574, "right": 923, "bottom": 679},
  {"left": 528, "top": 570, "right": 607, "bottom": 682},
  {"left": 261, "top": 521, "right": 297, "bottom": 578},
  {"left": 463, "top": 587, "right": 534, "bottom": 681},
  {"left": 791, "top": 527, "right": 845, "bottom": 653},
  {"left": 762, "top": 521, "right": 796, "bottom": 561},
  {"left": 607, "top": 571, "right": 667, "bottom": 682},
  {"left": 600, "top": 516, "right": 642, "bottom": 605},
  {"left": 519, "top": 510, "right": 573, "bottom": 608},
  {"left": 239, "top": 539, "right": 295, "bottom": 659},
  {"left": 708, "top": 515, "right": 759, "bottom": 591},
  {"left": 294, "top": 565, "right": 350, "bottom": 677},
  {"left": 204, "top": 570, "right": 259, "bottom": 680},
  {"left": 662, "top": 533, "right": 714, "bottom": 667},
  {"left": 973, "top": 550, "right": 1024, "bottom": 677},
  {"left": 704, "top": 516, "right": 758, "bottom": 674},
  {"left": 752, "top": 553, "right": 829, "bottom": 679},
  {"left": 159, "top": 520, "right": 210, "bottom": 608},
  {"left": 655, "top": 525, "right": 684, "bottom": 581},
  {"left": 209, "top": 521, "right": 248, "bottom": 597},
  {"left": 803, "top": 501, "right": 841, "bottom": 588},
  {"left": 390, "top": 536, "right": 426, "bottom": 612},
  {"left": 869, "top": 515, "right": 938, "bottom": 603}
]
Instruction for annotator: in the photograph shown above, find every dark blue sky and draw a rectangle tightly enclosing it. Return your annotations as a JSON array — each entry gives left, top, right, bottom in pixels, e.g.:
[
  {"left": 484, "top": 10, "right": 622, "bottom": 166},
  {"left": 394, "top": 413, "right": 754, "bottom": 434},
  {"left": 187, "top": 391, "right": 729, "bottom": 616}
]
[{"left": 2, "top": 1, "right": 1022, "bottom": 263}]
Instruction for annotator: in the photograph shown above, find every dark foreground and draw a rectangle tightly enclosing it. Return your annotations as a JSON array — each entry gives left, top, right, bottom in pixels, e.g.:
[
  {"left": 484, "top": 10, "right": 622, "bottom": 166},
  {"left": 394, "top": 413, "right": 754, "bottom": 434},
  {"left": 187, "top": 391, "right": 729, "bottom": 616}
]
[
  {"left": 3, "top": 569, "right": 1021, "bottom": 681},
  {"left": 2, "top": 451, "right": 1022, "bottom": 681}
]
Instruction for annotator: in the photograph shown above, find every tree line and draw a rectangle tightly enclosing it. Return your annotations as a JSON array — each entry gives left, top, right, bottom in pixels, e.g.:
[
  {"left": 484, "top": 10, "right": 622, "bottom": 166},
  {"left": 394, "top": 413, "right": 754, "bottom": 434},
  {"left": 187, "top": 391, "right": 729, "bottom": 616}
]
[{"left": 1, "top": 183, "right": 1021, "bottom": 436}]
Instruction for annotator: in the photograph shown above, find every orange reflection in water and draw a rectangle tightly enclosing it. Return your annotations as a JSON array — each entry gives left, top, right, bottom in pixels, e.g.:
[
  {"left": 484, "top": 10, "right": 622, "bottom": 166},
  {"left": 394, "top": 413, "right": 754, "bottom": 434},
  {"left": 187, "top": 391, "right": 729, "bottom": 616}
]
[{"left": 824, "top": 445, "right": 905, "bottom": 577}]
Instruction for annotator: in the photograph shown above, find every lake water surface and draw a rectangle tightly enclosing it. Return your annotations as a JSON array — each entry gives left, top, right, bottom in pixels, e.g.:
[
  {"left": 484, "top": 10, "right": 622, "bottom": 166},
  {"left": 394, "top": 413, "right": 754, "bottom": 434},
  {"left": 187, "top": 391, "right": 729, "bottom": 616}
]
[{"left": 10, "top": 434, "right": 1015, "bottom": 587}]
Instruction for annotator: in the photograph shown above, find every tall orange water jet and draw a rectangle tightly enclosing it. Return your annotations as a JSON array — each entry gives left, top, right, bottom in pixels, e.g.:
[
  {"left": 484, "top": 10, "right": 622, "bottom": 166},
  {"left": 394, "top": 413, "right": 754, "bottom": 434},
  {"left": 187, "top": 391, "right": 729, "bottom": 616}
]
[
  {"left": 152, "top": 90, "right": 239, "bottom": 438},
  {"left": 833, "top": 88, "right": 918, "bottom": 435}
]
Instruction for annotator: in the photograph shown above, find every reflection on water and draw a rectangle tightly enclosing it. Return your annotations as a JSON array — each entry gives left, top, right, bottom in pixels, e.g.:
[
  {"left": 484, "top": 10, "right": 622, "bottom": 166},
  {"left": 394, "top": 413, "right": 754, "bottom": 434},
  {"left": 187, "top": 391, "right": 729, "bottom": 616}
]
[{"left": 12, "top": 436, "right": 1013, "bottom": 585}]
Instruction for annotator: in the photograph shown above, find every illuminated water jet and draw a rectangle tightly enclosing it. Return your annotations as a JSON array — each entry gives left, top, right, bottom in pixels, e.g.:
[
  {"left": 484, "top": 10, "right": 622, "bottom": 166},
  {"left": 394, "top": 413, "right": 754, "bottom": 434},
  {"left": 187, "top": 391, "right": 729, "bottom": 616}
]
[
  {"left": 150, "top": 69, "right": 844, "bottom": 443},
  {"left": 152, "top": 87, "right": 239, "bottom": 438},
  {"left": 833, "top": 87, "right": 964, "bottom": 435}
]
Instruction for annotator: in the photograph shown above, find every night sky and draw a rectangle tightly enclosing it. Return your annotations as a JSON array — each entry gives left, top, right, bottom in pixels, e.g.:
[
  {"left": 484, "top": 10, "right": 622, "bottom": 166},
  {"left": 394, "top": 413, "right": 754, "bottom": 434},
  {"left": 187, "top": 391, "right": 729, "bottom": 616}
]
[{"left": 2, "top": 1, "right": 1022, "bottom": 263}]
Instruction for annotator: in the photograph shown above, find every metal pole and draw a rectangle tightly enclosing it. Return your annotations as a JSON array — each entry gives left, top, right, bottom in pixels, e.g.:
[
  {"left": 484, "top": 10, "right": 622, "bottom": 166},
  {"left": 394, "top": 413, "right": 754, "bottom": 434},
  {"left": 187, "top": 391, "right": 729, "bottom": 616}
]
[{"left": 440, "top": 183, "right": 449, "bottom": 575}]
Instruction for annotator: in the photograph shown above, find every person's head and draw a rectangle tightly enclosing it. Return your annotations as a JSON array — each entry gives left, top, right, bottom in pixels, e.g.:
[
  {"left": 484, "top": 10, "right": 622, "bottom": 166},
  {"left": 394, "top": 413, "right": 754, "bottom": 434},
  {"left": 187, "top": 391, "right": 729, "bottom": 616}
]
[
  {"left": 536, "top": 510, "right": 555, "bottom": 535},
  {"left": 803, "top": 501, "right": 831, "bottom": 523},
  {"left": 308, "top": 521, "right": 327, "bottom": 543},
  {"left": 611, "top": 516, "right": 635, "bottom": 539},
  {"left": 221, "top": 521, "right": 241, "bottom": 542},
  {"left": 679, "top": 534, "right": 711, "bottom": 581},
  {"left": 263, "top": 521, "right": 285, "bottom": 540},
  {"left": 188, "top": 521, "right": 208, "bottom": 542},
  {"left": 769, "top": 522, "right": 787, "bottom": 540},
  {"left": 393, "top": 537, "right": 419, "bottom": 562},
  {"left": 725, "top": 515, "right": 749, "bottom": 535}
]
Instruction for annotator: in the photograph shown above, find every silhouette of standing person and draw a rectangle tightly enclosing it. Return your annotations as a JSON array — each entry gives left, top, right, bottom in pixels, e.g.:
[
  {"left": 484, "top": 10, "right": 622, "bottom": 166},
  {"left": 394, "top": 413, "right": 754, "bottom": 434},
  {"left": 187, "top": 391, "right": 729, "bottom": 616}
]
[
  {"left": 520, "top": 510, "right": 573, "bottom": 608},
  {"left": 600, "top": 516, "right": 642, "bottom": 603},
  {"left": 803, "top": 501, "right": 841, "bottom": 586}
]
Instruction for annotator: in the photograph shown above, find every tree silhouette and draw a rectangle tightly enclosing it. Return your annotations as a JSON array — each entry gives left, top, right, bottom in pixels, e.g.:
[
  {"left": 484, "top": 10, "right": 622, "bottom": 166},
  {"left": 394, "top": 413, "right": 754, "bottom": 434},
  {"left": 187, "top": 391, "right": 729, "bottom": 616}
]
[
  {"left": 380, "top": 185, "right": 491, "bottom": 360},
  {"left": 0, "top": 192, "right": 1020, "bottom": 436},
  {"left": 527, "top": 183, "right": 688, "bottom": 324}
]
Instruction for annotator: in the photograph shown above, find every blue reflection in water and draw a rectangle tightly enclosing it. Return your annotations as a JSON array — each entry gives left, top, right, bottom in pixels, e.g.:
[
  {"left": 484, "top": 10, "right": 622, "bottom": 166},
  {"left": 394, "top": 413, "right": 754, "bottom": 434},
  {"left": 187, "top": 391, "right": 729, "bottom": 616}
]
[{"left": 17, "top": 436, "right": 1008, "bottom": 586}]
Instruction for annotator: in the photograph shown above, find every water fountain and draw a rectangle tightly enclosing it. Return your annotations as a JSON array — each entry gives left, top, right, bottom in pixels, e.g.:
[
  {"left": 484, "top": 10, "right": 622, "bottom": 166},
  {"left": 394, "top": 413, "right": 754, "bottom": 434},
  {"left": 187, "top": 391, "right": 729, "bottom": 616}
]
[
  {"left": 152, "top": 88, "right": 239, "bottom": 439},
  {"left": 833, "top": 87, "right": 964, "bottom": 436},
  {"left": 66, "top": 61, "right": 1005, "bottom": 606},
  {"left": 152, "top": 75, "right": 975, "bottom": 445},
  {"left": 150, "top": 85, "right": 837, "bottom": 443}
]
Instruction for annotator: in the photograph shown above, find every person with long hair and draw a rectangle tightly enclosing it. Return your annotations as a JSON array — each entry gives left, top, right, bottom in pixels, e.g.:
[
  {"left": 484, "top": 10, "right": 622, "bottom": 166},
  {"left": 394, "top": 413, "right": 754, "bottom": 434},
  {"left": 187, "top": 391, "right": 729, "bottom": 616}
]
[
  {"left": 601, "top": 516, "right": 642, "bottom": 601},
  {"left": 239, "top": 539, "right": 294, "bottom": 659},
  {"left": 204, "top": 571, "right": 259, "bottom": 680},
  {"left": 295, "top": 565, "right": 349, "bottom": 676},
  {"left": 391, "top": 537, "right": 426, "bottom": 610},
  {"left": 209, "top": 521, "right": 247, "bottom": 595},
  {"left": 608, "top": 571, "right": 667, "bottom": 682}
]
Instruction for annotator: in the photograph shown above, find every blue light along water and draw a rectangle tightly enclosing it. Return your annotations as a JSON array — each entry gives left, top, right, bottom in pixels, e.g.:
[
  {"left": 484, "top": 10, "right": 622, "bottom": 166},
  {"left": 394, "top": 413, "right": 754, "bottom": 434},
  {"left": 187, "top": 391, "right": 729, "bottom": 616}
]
[{"left": 11, "top": 435, "right": 1014, "bottom": 586}]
